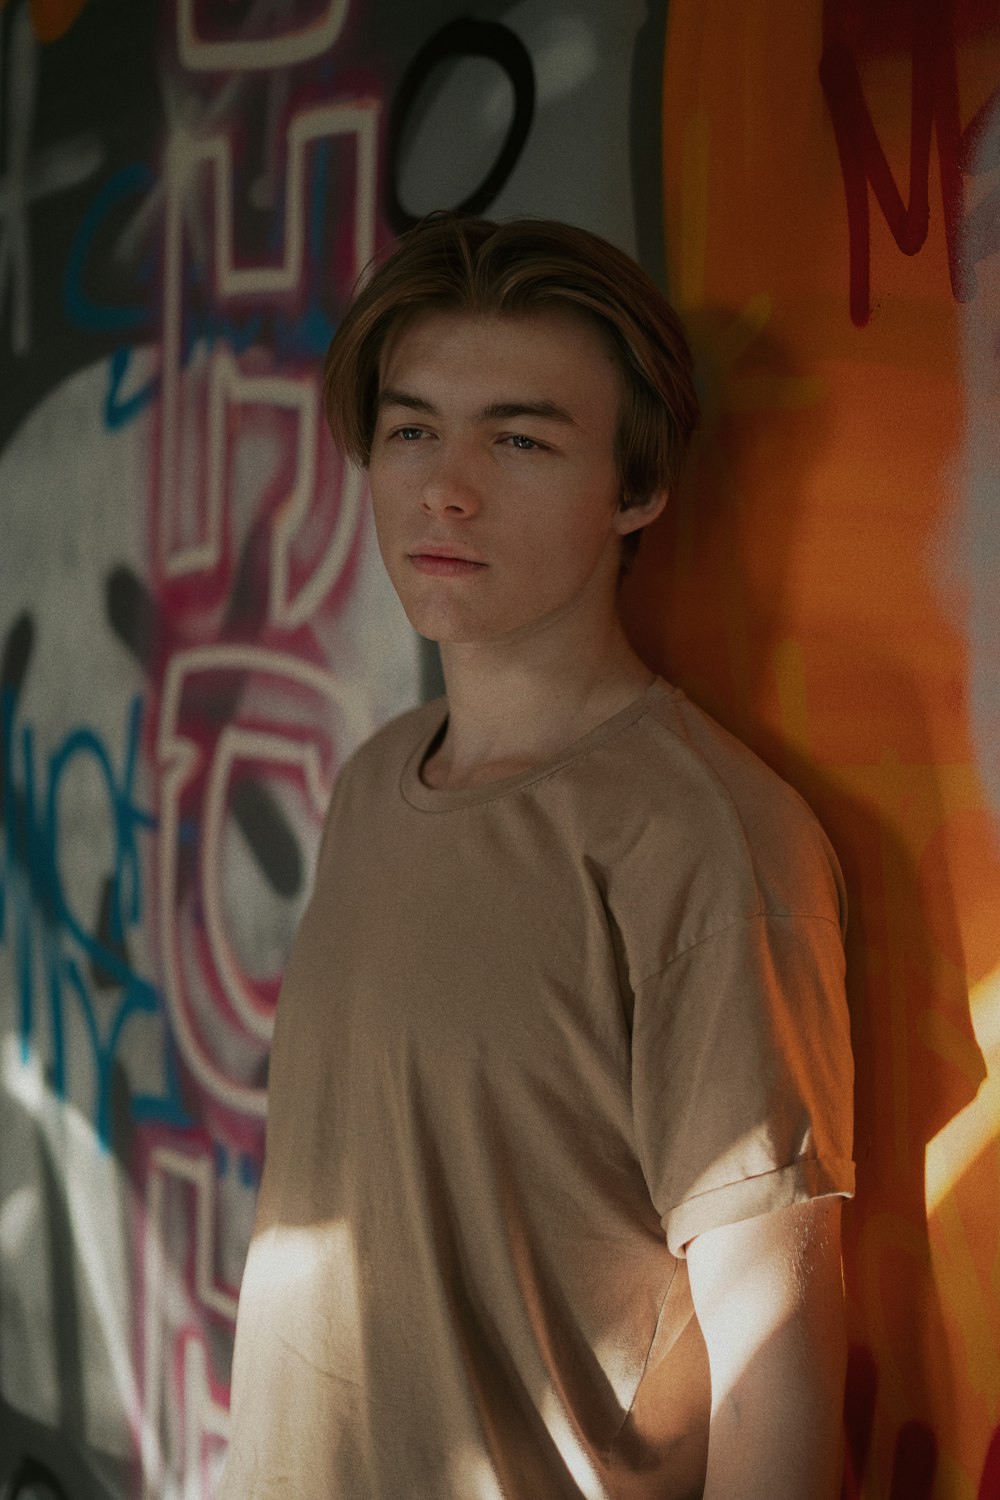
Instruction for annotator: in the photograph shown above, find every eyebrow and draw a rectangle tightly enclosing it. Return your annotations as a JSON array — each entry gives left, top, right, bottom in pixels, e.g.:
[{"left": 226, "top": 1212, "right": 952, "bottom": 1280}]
[
  {"left": 377, "top": 389, "right": 437, "bottom": 415},
  {"left": 378, "top": 388, "right": 577, "bottom": 426}
]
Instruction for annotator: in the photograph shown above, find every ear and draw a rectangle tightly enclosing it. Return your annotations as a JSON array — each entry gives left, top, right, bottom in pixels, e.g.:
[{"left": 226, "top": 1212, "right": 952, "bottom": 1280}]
[{"left": 612, "top": 488, "right": 668, "bottom": 537}]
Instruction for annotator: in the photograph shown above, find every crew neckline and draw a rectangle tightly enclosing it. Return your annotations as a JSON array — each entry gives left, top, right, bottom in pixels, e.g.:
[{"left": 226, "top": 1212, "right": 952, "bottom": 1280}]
[{"left": 400, "top": 675, "right": 677, "bottom": 812}]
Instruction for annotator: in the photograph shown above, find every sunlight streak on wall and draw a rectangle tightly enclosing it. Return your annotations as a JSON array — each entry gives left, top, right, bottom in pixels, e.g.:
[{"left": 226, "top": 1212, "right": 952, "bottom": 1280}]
[
  {"left": 926, "top": 969, "right": 1000, "bottom": 1215},
  {"left": 2, "top": 1036, "right": 141, "bottom": 1444}
]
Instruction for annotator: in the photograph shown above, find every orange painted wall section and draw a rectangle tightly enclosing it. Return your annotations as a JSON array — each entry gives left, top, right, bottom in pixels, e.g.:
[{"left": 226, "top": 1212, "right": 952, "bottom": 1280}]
[{"left": 622, "top": 5, "right": 1000, "bottom": 1494}]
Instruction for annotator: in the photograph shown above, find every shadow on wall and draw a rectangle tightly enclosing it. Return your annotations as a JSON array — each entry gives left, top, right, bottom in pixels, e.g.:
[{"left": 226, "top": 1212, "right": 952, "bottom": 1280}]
[{"left": 619, "top": 296, "right": 986, "bottom": 1491}]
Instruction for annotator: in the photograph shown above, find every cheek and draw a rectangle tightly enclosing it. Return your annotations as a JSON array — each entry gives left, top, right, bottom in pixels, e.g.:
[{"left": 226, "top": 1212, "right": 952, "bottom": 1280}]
[
  {"left": 535, "top": 488, "right": 619, "bottom": 559},
  {"left": 367, "top": 493, "right": 403, "bottom": 568},
  {"left": 504, "top": 523, "right": 607, "bottom": 606},
  {"left": 367, "top": 468, "right": 399, "bottom": 524}
]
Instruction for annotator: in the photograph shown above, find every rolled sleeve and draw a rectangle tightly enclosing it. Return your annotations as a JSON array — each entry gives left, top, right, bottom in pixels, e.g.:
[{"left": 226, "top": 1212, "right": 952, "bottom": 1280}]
[{"left": 631, "top": 911, "right": 855, "bottom": 1259}]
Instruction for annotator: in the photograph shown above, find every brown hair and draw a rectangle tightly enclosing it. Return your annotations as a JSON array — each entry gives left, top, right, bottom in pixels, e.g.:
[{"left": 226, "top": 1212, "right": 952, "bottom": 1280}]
[{"left": 323, "top": 213, "right": 699, "bottom": 578}]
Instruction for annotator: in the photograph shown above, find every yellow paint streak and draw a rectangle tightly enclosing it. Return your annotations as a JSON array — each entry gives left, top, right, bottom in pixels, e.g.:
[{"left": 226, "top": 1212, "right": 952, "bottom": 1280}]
[{"left": 934, "top": 1453, "right": 977, "bottom": 1500}]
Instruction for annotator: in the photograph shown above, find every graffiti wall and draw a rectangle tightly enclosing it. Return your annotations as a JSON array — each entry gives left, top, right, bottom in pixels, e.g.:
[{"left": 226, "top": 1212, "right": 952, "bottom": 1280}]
[
  {"left": 0, "top": 1, "right": 661, "bottom": 1496},
  {"left": 0, "top": 0, "right": 997, "bottom": 1496},
  {"left": 621, "top": 3, "right": 1000, "bottom": 1496}
]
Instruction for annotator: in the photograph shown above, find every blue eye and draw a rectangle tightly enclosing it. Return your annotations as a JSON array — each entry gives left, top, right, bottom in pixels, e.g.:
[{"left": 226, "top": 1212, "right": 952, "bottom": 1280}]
[{"left": 397, "top": 427, "right": 424, "bottom": 441}]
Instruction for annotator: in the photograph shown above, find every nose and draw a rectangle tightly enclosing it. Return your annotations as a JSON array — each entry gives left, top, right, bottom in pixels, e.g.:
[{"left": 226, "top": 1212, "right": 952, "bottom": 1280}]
[{"left": 420, "top": 444, "right": 481, "bottom": 517}]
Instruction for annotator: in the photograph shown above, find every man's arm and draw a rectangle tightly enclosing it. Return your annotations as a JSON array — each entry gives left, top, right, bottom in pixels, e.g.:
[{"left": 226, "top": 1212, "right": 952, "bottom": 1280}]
[{"left": 686, "top": 1196, "right": 847, "bottom": 1500}]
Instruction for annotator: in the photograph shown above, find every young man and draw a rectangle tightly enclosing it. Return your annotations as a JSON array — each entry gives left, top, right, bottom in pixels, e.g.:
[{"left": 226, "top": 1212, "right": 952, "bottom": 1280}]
[{"left": 219, "top": 215, "right": 855, "bottom": 1500}]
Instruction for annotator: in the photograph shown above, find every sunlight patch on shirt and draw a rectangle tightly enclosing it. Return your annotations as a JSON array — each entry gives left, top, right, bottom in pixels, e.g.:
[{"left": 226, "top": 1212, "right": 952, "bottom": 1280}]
[
  {"left": 676, "top": 1126, "right": 790, "bottom": 1206},
  {"left": 448, "top": 1444, "right": 506, "bottom": 1500},
  {"left": 240, "top": 1219, "right": 363, "bottom": 1384},
  {"left": 243, "top": 1222, "right": 336, "bottom": 1294},
  {"left": 539, "top": 1390, "right": 610, "bottom": 1500},
  {"left": 592, "top": 1328, "right": 662, "bottom": 1412}
]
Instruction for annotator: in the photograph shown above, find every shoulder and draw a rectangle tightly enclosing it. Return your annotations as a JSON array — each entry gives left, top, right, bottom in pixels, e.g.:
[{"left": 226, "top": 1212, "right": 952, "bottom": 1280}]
[
  {"left": 591, "top": 685, "right": 846, "bottom": 961},
  {"left": 650, "top": 690, "right": 838, "bottom": 874}
]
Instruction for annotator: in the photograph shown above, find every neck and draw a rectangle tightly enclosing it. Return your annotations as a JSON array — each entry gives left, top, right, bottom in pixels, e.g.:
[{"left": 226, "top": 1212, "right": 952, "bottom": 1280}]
[{"left": 429, "top": 608, "right": 654, "bottom": 786}]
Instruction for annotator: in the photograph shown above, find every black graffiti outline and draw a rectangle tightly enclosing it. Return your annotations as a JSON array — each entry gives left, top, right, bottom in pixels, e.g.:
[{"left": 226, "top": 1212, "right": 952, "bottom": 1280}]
[
  {"left": 4, "top": 1451, "right": 71, "bottom": 1500},
  {"left": 386, "top": 18, "right": 535, "bottom": 232}
]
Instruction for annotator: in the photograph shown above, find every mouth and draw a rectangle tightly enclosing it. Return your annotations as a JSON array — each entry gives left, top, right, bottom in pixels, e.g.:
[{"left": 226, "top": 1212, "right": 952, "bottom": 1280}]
[
  {"left": 409, "top": 543, "right": 485, "bottom": 564},
  {"left": 407, "top": 541, "right": 488, "bottom": 578},
  {"left": 409, "top": 553, "right": 487, "bottom": 577}
]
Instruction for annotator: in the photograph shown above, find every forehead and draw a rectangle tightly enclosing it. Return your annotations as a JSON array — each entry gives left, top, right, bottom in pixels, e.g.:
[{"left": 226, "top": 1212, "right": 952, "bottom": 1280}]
[{"left": 378, "top": 305, "right": 624, "bottom": 412}]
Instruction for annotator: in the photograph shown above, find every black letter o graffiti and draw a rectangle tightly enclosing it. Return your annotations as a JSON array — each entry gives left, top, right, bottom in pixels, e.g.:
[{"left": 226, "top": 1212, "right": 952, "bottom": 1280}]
[
  {"left": 6, "top": 1454, "right": 69, "bottom": 1500},
  {"left": 387, "top": 18, "right": 535, "bottom": 233}
]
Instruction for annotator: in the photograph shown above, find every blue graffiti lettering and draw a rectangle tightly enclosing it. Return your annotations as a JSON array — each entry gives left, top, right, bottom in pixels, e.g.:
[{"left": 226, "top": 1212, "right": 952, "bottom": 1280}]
[
  {"left": 101, "top": 291, "right": 336, "bottom": 432},
  {"left": 104, "top": 346, "right": 160, "bottom": 430},
  {"left": 62, "top": 162, "right": 155, "bottom": 336},
  {"left": 0, "top": 687, "right": 190, "bottom": 1147},
  {"left": 73, "top": 137, "right": 341, "bottom": 430}
]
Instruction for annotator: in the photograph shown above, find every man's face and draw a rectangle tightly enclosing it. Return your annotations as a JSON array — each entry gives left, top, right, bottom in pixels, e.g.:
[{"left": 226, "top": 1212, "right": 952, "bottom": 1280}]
[{"left": 367, "top": 306, "right": 652, "bottom": 646}]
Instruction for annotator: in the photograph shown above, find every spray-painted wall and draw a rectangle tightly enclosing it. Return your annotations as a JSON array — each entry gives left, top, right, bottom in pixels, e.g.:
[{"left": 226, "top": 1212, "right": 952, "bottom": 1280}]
[
  {"left": 0, "top": 2, "right": 997, "bottom": 1497},
  {"left": 621, "top": 6, "right": 1000, "bottom": 1494}
]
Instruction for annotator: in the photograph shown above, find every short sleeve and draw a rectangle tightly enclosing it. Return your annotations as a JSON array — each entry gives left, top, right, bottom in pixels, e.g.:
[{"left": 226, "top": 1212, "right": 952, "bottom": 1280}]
[{"left": 630, "top": 911, "right": 855, "bottom": 1258}]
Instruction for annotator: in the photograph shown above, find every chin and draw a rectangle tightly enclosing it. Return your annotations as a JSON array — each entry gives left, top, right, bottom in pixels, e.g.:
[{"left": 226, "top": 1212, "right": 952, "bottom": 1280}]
[
  {"left": 396, "top": 583, "right": 548, "bottom": 646},
  {"left": 413, "top": 622, "right": 489, "bottom": 645},
  {"left": 393, "top": 585, "right": 486, "bottom": 641},
  {"left": 400, "top": 600, "right": 478, "bottom": 643}
]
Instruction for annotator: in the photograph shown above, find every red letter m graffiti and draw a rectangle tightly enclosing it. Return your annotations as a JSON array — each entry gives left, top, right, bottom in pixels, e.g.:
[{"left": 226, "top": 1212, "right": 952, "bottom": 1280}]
[{"left": 820, "top": 0, "right": 1000, "bottom": 327}]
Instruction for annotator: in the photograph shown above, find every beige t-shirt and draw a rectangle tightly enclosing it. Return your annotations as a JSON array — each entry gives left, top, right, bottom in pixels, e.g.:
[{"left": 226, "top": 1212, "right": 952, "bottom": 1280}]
[{"left": 220, "top": 677, "right": 854, "bottom": 1500}]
